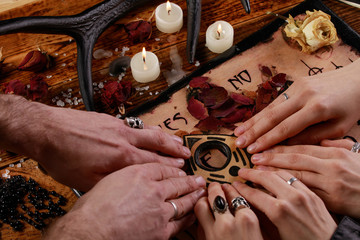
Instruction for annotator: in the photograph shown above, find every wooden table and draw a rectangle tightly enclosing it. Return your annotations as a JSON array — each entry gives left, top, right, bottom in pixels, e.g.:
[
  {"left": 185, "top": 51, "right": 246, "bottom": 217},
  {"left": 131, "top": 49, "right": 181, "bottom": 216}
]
[{"left": 0, "top": 0, "right": 359, "bottom": 239}]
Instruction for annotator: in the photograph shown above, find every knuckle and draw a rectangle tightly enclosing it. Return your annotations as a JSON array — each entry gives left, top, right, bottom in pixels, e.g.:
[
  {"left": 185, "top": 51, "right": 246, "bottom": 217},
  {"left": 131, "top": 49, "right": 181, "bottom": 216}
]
[
  {"left": 194, "top": 197, "right": 208, "bottom": 214},
  {"left": 311, "top": 101, "right": 330, "bottom": 115},
  {"left": 271, "top": 200, "right": 290, "bottom": 221},
  {"left": 221, "top": 218, "right": 236, "bottom": 232},
  {"left": 154, "top": 131, "right": 168, "bottom": 146},
  {"left": 333, "top": 125, "right": 347, "bottom": 137},
  {"left": 276, "top": 122, "right": 290, "bottom": 136},
  {"left": 289, "top": 191, "right": 308, "bottom": 206}
]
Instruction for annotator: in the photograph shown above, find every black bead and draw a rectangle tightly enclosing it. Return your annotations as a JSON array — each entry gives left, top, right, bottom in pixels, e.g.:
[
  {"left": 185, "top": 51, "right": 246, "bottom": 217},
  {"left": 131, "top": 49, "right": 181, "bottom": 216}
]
[{"left": 213, "top": 196, "right": 227, "bottom": 213}]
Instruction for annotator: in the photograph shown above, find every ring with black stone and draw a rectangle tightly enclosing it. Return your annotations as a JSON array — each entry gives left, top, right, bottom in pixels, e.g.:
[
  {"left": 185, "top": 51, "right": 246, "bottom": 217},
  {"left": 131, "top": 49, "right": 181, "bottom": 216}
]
[{"left": 213, "top": 195, "right": 228, "bottom": 214}]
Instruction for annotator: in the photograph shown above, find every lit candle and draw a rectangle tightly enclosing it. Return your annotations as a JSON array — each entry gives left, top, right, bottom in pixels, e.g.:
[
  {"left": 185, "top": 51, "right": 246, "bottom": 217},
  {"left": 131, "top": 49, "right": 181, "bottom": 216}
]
[
  {"left": 155, "top": 0, "right": 183, "bottom": 33},
  {"left": 206, "top": 21, "right": 234, "bottom": 53},
  {"left": 130, "top": 47, "right": 160, "bottom": 83}
]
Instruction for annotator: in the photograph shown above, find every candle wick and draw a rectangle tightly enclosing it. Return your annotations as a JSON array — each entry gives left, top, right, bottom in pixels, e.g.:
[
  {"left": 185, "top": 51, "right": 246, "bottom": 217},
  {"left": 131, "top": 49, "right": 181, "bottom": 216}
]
[
  {"left": 216, "top": 30, "right": 221, "bottom": 40},
  {"left": 168, "top": 9, "right": 171, "bottom": 15},
  {"left": 143, "top": 56, "right": 148, "bottom": 70}
]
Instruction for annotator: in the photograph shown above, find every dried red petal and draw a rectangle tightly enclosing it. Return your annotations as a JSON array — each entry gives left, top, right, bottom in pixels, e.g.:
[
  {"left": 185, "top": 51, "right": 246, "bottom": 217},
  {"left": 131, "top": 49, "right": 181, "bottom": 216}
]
[
  {"left": 187, "top": 97, "right": 209, "bottom": 120},
  {"left": 259, "top": 65, "right": 273, "bottom": 77},
  {"left": 230, "top": 92, "right": 254, "bottom": 106},
  {"left": 124, "top": 20, "right": 152, "bottom": 44},
  {"left": 255, "top": 87, "right": 278, "bottom": 113},
  {"left": 18, "top": 50, "right": 49, "bottom": 72},
  {"left": 210, "top": 99, "right": 237, "bottom": 118},
  {"left": 198, "top": 86, "right": 228, "bottom": 108},
  {"left": 270, "top": 73, "right": 287, "bottom": 88},
  {"left": 102, "top": 81, "right": 133, "bottom": 108},
  {"left": 189, "top": 77, "right": 210, "bottom": 89},
  {"left": 221, "top": 107, "right": 247, "bottom": 123},
  {"left": 5, "top": 80, "right": 26, "bottom": 96},
  {"left": 27, "top": 75, "right": 48, "bottom": 100},
  {"left": 195, "top": 116, "right": 225, "bottom": 131}
]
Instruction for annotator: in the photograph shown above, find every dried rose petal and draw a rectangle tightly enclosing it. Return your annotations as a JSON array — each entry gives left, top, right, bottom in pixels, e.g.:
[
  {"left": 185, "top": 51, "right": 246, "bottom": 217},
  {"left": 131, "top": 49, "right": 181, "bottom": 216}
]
[
  {"left": 102, "top": 81, "right": 132, "bottom": 108},
  {"left": 187, "top": 97, "right": 209, "bottom": 120},
  {"left": 18, "top": 50, "right": 50, "bottom": 72},
  {"left": 221, "top": 107, "right": 247, "bottom": 123},
  {"left": 198, "top": 86, "right": 228, "bottom": 108},
  {"left": 270, "top": 73, "right": 287, "bottom": 88},
  {"left": 255, "top": 87, "right": 278, "bottom": 113},
  {"left": 230, "top": 92, "right": 254, "bottom": 106},
  {"left": 211, "top": 99, "right": 237, "bottom": 118},
  {"left": 124, "top": 20, "right": 152, "bottom": 44},
  {"left": 189, "top": 77, "right": 210, "bottom": 89},
  {"left": 5, "top": 80, "right": 26, "bottom": 96},
  {"left": 27, "top": 75, "right": 48, "bottom": 100},
  {"left": 259, "top": 65, "right": 273, "bottom": 77},
  {"left": 195, "top": 116, "right": 225, "bottom": 131}
]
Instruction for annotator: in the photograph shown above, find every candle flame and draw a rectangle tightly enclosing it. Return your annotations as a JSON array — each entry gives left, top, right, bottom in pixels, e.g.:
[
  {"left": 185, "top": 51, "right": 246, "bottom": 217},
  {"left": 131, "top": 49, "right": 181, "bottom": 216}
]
[
  {"left": 142, "top": 47, "right": 148, "bottom": 70},
  {"left": 166, "top": 0, "right": 171, "bottom": 15},
  {"left": 216, "top": 23, "right": 222, "bottom": 39}
]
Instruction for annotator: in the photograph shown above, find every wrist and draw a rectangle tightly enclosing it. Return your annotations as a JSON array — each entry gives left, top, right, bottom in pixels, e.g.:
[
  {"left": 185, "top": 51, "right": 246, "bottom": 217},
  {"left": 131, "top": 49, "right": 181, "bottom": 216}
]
[
  {"left": 0, "top": 94, "right": 48, "bottom": 160},
  {"left": 43, "top": 207, "right": 105, "bottom": 240}
]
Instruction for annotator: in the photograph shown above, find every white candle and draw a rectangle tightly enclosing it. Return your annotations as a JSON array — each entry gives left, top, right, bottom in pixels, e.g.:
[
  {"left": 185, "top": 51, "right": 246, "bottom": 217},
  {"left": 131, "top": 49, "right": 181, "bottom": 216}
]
[
  {"left": 206, "top": 21, "right": 234, "bottom": 53},
  {"left": 130, "top": 47, "right": 160, "bottom": 83},
  {"left": 155, "top": 1, "right": 183, "bottom": 33}
]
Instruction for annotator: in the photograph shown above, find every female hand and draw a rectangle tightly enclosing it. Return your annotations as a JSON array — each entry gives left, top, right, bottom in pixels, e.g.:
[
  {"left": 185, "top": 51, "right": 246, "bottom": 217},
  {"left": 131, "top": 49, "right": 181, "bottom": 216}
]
[
  {"left": 233, "top": 169, "right": 337, "bottom": 240},
  {"left": 234, "top": 59, "right": 360, "bottom": 154},
  {"left": 195, "top": 182, "right": 263, "bottom": 240},
  {"left": 251, "top": 139, "right": 360, "bottom": 218},
  {"left": 44, "top": 163, "right": 206, "bottom": 240},
  {"left": 0, "top": 95, "right": 191, "bottom": 191}
]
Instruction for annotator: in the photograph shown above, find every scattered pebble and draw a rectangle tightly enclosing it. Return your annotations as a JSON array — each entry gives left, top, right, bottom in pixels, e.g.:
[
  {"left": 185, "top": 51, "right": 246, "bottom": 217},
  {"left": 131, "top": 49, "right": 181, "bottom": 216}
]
[
  {"left": 46, "top": 75, "right": 53, "bottom": 79},
  {"left": 115, "top": 48, "right": 119, "bottom": 52},
  {"left": 93, "top": 49, "right": 113, "bottom": 59},
  {"left": 139, "top": 92, "right": 144, "bottom": 96},
  {"left": 61, "top": 63, "right": 66, "bottom": 67},
  {"left": 9, "top": 164, "right": 14, "bottom": 168},
  {"left": 56, "top": 100, "right": 65, "bottom": 107},
  {"left": 195, "top": 61, "right": 200, "bottom": 67},
  {"left": 16, "top": 163, "right": 21, "bottom": 168},
  {"left": 54, "top": 53, "right": 59, "bottom": 56},
  {"left": 149, "top": 92, "right": 153, "bottom": 96},
  {"left": 116, "top": 114, "right": 122, "bottom": 119},
  {"left": 20, "top": 159, "right": 24, "bottom": 163},
  {"left": 155, "top": 91, "right": 159, "bottom": 95},
  {"left": 155, "top": 38, "right": 161, "bottom": 41},
  {"left": 98, "top": 82, "right": 104, "bottom": 89},
  {"left": 0, "top": 158, "right": 2, "bottom": 161},
  {"left": 63, "top": 53, "right": 67, "bottom": 56},
  {"left": 120, "top": 46, "right": 130, "bottom": 57}
]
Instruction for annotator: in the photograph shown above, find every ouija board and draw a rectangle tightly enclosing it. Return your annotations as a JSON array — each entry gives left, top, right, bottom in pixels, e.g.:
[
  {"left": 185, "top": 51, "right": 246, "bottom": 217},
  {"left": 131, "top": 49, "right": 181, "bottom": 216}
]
[{"left": 128, "top": 0, "right": 360, "bottom": 186}]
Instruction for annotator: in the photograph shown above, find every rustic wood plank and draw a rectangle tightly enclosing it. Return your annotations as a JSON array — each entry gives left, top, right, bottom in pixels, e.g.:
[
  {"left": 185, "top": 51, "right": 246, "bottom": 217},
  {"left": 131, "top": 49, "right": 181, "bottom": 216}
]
[{"left": 0, "top": 0, "right": 359, "bottom": 239}]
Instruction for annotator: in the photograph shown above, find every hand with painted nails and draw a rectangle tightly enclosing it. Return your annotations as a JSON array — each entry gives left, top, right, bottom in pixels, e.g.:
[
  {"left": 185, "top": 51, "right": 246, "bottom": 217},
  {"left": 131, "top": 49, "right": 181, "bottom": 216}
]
[
  {"left": 233, "top": 169, "right": 337, "bottom": 240},
  {"left": 251, "top": 139, "right": 360, "bottom": 218},
  {"left": 44, "top": 163, "right": 206, "bottom": 240},
  {"left": 0, "top": 94, "right": 191, "bottom": 191},
  {"left": 195, "top": 182, "right": 263, "bottom": 240},
  {"left": 234, "top": 59, "right": 360, "bottom": 154}
]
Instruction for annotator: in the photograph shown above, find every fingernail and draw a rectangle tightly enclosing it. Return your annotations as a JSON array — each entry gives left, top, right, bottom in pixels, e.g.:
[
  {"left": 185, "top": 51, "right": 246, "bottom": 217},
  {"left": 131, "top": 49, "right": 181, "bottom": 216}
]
[
  {"left": 235, "top": 126, "right": 245, "bottom": 136},
  {"left": 172, "top": 135, "right": 183, "bottom": 144},
  {"left": 195, "top": 176, "right": 206, "bottom": 186},
  {"left": 183, "top": 146, "right": 191, "bottom": 156},
  {"left": 236, "top": 136, "right": 246, "bottom": 147},
  {"left": 196, "top": 188, "right": 206, "bottom": 197},
  {"left": 178, "top": 170, "right": 187, "bottom": 177},
  {"left": 263, "top": 149, "right": 273, "bottom": 153},
  {"left": 247, "top": 143, "right": 257, "bottom": 153},
  {"left": 176, "top": 158, "right": 185, "bottom": 167},
  {"left": 251, "top": 154, "right": 263, "bottom": 163}
]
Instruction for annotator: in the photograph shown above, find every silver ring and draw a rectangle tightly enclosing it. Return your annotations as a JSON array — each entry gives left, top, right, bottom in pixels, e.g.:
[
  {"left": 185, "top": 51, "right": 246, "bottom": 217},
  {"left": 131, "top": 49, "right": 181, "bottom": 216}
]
[
  {"left": 231, "top": 196, "right": 250, "bottom": 212},
  {"left": 283, "top": 93, "right": 289, "bottom": 100},
  {"left": 351, "top": 142, "right": 360, "bottom": 153},
  {"left": 125, "top": 117, "right": 144, "bottom": 129},
  {"left": 168, "top": 200, "right": 178, "bottom": 220},
  {"left": 287, "top": 177, "right": 298, "bottom": 186}
]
